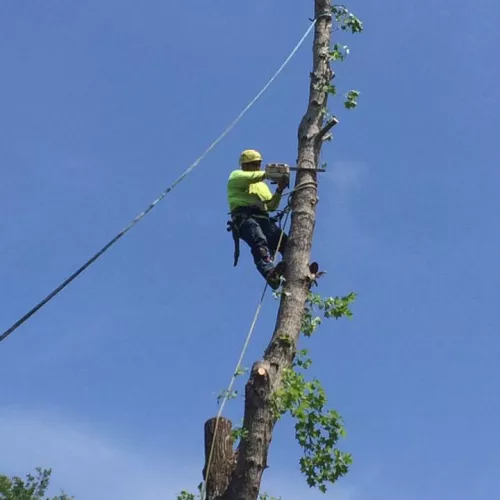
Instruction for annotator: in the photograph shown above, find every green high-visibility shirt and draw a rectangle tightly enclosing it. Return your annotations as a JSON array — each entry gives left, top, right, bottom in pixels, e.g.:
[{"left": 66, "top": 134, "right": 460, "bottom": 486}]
[{"left": 227, "top": 170, "right": 282, "bottom": 213}]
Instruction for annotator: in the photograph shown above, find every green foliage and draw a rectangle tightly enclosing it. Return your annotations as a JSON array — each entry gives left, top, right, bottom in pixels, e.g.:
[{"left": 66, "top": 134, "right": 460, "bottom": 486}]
[
  {"left": 234, "top": 367, "right": 248, "bottom": 377},
  {"left": 344, "top": 90, "right": 360, "bottom": 110},
  {"left": 176, "top": 482, "right": 203, "bottom": 500},
  {"left": 321, "top": 4, "right": 363, "bottom": 124},
  {"left": 325, "top": 84, "right": 337, "bottom": 96},
  {"left": 331, "top": 5, "right": 364, "bottom": 33},
  {"left": 216, "top": 388, "right": 238, "bottom": 405},
  {"left": 301, "top": 291, "right": 356, "bottom": 337},
  {"left": 0, "top": 468, "right": 73, "bottom": 500},
  {"left": 177, "top": 481, "right": 205, "bottom": 500},
  {"left": 231, "top": 425, "right": 249, "bottom": 443},
  {"left": 271, "top": 290, "right": 356, "bottom": 493},
  {"left": 259, "top": 494, "right": 282, "bottom": 500},
  {"left": 273, "top": 367, "right": 351, "bottom": 493},
  {"left": 176, "top": 492, "right": 197, "bottom": 500},
  {"left": 295, "top": 349, "right": 313, "bottom": 370},
  {"left": 329, "top": 43, "right": 349, "bottom": 62}
]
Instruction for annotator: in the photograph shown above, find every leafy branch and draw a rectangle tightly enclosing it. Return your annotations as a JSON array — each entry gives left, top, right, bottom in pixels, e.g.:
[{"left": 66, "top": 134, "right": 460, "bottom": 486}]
[
  {"left": 0, "top": 468, "right": 73, "bottom": 500},
  {"left": 331, "top": 5, "right": 364, "bottom": 34},
  {"left": 216, "top": 389, "right": 238, "bottom": 405},
  {"left": 344, "top": 89, "right": 360, "bottom": 109},
  {"left": 301, "top": 291, "right": 356, "bottom": 337},
  {"left": 318, "top": 3, "right": 363, "bottom": 135},
  {"left": 272, "top": 367, "right": 351, "bottom": 492},
  {"left": 270, "top": 289, "right": 356, "bottom": 493},
  {"left": 330, "top": 43, "right": 350, "bottom": 62}
]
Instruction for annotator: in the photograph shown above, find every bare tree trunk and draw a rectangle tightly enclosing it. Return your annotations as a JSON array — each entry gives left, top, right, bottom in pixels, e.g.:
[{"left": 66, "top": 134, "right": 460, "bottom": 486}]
[
  {"left": 203, "top": 417, "right": 236, "bottom": 499},
  {"left": 205, "top": 1, "right": 334, "bottom": 499}
]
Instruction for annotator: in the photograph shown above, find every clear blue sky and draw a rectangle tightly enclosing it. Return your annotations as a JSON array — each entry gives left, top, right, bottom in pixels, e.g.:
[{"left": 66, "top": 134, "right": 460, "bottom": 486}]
[{"left": 1, "top": 0, "right": 499, "bottom": 499}]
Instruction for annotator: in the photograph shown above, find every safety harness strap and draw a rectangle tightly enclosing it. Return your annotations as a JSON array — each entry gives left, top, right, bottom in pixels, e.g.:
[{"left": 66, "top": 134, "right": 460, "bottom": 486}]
[
  {"left": 227, "top": 204, "right": 291, "bottom": 267},
  {"left": 227, "top": 206, "right": 268, "bottom": 267}
]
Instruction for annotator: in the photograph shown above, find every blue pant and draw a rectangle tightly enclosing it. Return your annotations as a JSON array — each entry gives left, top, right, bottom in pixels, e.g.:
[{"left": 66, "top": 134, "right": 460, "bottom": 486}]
[{"left": 238, "top": 215, "right": 287, "bottom": 278}]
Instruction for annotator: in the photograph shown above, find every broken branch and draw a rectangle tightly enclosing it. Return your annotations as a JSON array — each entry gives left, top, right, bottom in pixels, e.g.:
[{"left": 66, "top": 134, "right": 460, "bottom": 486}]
[{"left": 317, "top": 116, "right": 339, "bottom": 143}]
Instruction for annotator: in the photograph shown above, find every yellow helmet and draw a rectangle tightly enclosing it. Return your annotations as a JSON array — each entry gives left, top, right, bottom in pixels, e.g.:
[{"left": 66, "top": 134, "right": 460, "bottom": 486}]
[{"left": 239, "top": 149, "right": 263, "bottom": 165}]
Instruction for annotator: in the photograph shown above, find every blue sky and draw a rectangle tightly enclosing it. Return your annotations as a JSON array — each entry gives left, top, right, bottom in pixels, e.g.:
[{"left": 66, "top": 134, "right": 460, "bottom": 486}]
[{"left": 1, "top": 0, "right": 499, "bottom": 499}]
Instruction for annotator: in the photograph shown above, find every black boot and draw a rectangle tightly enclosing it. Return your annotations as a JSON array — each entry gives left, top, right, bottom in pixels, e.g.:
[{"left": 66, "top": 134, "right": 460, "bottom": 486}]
[{"left": 264, "top": 261, "right": 286, "bottom": 290}]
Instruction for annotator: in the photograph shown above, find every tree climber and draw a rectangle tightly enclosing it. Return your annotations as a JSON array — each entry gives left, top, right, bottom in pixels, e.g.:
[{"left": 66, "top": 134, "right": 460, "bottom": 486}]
[{"left": 227, "top": 149, "right": 289, "bottom": 289}]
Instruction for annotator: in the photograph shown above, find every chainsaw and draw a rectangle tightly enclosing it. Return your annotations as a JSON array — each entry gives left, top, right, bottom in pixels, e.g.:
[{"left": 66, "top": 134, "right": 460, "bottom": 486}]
[
  {"left": 265, "top": 163, "right": 326, "bottom": 185},
  {"left": 265, "top": 164, "right": 290, "bottom": 185}
]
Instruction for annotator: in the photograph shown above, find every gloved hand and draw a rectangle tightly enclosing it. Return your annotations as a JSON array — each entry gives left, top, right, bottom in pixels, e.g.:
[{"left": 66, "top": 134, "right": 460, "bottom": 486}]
[{"left": 276, "top": 176, "right": 288, "bottom": 193}]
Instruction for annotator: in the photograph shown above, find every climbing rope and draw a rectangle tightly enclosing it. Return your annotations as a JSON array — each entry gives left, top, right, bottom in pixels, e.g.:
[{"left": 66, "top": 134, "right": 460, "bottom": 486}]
[
  {"left": 200, "top": 209, "right": 291, "bottom": 500},
  {"left": 0, "top": 19, "right": 317, "bottom": 344}
]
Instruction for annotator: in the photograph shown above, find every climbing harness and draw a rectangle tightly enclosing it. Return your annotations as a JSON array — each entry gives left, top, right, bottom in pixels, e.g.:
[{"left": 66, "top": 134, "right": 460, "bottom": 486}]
[
  {"left": 226, "top": 205, "right": 284, "bottom": 268},
  {"left": 0, "top": 19, "right": 317, "bottom": 344}
]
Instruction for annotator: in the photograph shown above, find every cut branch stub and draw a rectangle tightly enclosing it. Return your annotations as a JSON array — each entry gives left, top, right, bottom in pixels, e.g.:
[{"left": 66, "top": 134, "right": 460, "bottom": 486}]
[
  {"left": 203, "top": 417, "right": 236, "bottom": 499},
  {"left": 252, "top": 360, "right": 271, "bottom": 379}
]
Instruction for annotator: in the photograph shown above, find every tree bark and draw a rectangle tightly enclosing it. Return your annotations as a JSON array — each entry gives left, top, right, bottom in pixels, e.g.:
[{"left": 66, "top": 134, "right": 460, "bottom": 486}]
[
  {"left": 205, "top": 1, "right": 334, "bottom": 499},
  {"left": 203, "top": 417, "right": 236, "bottom": 500}
]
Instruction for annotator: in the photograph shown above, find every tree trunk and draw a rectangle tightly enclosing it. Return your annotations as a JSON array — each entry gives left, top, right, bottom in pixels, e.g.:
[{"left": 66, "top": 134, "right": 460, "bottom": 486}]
[
  {"left": 205, "top": 1, "right": 334, "bottom": 499},
  {"left": 203, "top": 417, "right": 236, "bottom": 500}
]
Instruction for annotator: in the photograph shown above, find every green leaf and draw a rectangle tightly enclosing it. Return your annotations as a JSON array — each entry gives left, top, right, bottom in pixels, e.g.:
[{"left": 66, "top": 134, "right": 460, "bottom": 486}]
[
  {"left": 234, "top": 367, "right": 248, "bottom": 377},
  {"left": 331, "top": 5, "right": 364, "bottom": 34},
  {"left": 329, "top": 44, "right": 350, "bottom": 62},
  {"left": 326, "top": 84, "right": 337, "bottom": 95},
  {"left": 344, "top": 90, "right": 360, "bottom": 110},
  {"left": 176, "top": 491, "right": 197, "bottom": 500},
  {"left": 231, "top": 425, "right": 249, "bottom": 442},
  {"left": 216, "top": 389, "right": 238, "bottom": 405}
]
